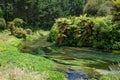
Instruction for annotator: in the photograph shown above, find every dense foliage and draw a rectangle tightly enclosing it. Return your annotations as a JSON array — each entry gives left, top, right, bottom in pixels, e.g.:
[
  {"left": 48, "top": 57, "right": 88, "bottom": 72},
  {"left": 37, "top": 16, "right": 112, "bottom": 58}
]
[
  {"left": 8, "top": 18, "right": 32, "bottom": 39},
  {"left": 0, "top": 0, "right": 120, "bottom": 80},
  {"left": 0, "top": 0, "right": 87, "bottom": 29},
  {"left": 0, "top": 0, "right": 113, "bottom": 29},
  {"left": 48, "top": 15, "right": 120, "bottom": 50}
]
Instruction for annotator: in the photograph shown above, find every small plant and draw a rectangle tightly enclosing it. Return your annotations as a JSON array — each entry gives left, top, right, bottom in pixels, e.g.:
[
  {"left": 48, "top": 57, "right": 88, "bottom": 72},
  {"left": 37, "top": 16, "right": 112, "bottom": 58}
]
[
  {"left": 48, "top": 15, "right": 120, "bottom": 50},
  {"left": 8, "top": 18, "right": 28, "bottom": 39}
]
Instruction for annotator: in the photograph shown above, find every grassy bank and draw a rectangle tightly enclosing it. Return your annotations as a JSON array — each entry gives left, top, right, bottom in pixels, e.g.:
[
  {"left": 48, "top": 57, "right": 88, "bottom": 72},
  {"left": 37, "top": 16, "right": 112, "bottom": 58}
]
[{"left": 0, "top": 31, "right": 65, "bottom": 80}]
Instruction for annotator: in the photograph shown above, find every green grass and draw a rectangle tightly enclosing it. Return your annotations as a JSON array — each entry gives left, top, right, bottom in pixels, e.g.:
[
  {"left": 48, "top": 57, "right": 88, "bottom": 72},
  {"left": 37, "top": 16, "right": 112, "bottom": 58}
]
[
  {"left": 100, "top": 74, "right": 120, "bottom": 80},
  {"left": 0, "top": 31, "right": 65, "bottom": 80},
  {"left": 0, "top": 45, "right": 53, "bottom": 71}
]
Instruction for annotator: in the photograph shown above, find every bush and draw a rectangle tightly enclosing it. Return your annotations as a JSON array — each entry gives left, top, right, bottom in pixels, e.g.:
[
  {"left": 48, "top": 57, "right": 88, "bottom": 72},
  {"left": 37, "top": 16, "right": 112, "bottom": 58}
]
[
  {"left": 47, "top": 24, "right": 59, "bottom": 43},
  {"left": 93, "top": 16, "right": 120, "bottom": 50},
  {"left": 48, "top": 15, "right": 94, "bottom": 47},
  {"left": 14, "top": 27, "right": 27, "bottom": 39},
  {"left": 0, "top": 18, "right": 6, "bottom": 30},
  {"left": 93, "top": 16, "right": 114, "bottom": 49},
  {"left": 13, "top": 18, "right": 25, "bottom": 27},
  {"left": 48, "top": 15, "right": 120, "bottom": 50},
  {"left": 8, "top": 18, "right": 28, "bottom": 39}
]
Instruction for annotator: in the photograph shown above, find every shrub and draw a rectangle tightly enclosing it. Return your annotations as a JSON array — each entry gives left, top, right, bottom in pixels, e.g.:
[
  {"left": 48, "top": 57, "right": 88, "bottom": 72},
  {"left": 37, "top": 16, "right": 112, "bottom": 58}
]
[
  {"left": 93, "top": 16, "right": 113, "bottom": 49},
  {"left": 14, "top": 27, "right": 27, "bottom": 39},
  {"left": 48, "top": 15, "right": 94, "bottom": 47},
  {"left": 0, "top": 18, "right": 6, "bottom": 30},
  {"left": 47, "top": 24, "right": 59, "bottom": 43},
  {"left": 13, "top": 18, "right": 25, "bottom": 27},
  {"left": 8, "top": 22, "right": 27, "bottom": 39},
  {"left": 8, "top": 18, "right": 28, "bottom": 39},
  {"left": 48, "top": 15, "right": 120, "bottom": 50},
  {"left": 93, "top": 16, "right": 120, "bottom": 50}
]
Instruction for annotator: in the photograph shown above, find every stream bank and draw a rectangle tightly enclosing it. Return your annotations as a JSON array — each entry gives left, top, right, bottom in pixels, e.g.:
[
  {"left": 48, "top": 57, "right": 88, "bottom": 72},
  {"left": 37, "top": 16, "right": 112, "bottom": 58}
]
[{"left": 20, "top": 36, "right": 120, "bottom": 80}]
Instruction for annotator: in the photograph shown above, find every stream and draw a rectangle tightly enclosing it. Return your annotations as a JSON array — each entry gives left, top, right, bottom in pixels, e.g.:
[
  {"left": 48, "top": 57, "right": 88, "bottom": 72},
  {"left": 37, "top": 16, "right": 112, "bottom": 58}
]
[
  {"left": 43, "top": 46, "right": 120, "bottom": 80},
  {"left": 21, "top": 36, "right": 120, "bottom": 80}
]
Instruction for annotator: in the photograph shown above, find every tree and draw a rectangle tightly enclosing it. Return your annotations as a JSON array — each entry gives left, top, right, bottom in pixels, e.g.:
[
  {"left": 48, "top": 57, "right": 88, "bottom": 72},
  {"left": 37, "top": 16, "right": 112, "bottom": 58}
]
[
  {"left": 1, "top": 0, "right": 87, "bottom": 29},
  {"left": 83, "top": 0, "right": 112, "bottom": 16}
]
